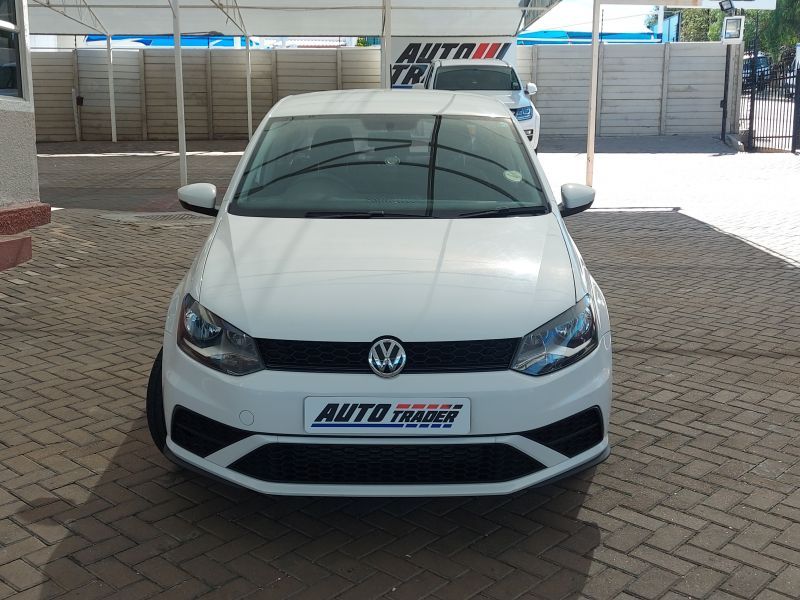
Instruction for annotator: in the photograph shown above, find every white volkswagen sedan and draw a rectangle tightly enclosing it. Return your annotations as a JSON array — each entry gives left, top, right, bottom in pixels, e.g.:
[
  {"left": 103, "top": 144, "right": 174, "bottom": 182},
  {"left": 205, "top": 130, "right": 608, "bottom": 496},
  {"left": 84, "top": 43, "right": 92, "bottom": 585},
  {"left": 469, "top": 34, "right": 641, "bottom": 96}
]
[{"left": 147, "top": 89, "right": 612, "bottom": 497}]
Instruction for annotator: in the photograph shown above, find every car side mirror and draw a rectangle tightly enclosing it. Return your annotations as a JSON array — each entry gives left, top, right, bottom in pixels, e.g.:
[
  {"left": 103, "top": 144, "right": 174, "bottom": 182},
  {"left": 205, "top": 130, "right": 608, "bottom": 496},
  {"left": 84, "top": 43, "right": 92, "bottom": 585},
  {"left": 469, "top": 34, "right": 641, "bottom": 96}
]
[
  {"left": 526, "top": 82, "right": 538, "bottom": 96},
  {"left": 178, "top": 183, "right": 218, "bottom": 216},
  {"left": 411, "top": 82, "right": 426, "bottom": 90},
  {"left": 560, "top": 183, "right": 595, "bottom": 217}
]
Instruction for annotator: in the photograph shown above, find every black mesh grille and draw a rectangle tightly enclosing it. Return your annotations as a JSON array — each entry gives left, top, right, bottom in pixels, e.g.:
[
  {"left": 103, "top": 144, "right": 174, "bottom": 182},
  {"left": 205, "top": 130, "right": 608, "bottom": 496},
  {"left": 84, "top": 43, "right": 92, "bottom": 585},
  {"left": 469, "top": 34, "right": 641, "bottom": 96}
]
[
  {"left": 523, "top": 406, "right": 604, "bottom": 458},
  {"left": 229, "top": 443, "right": 544, "bottom": 484},
  {"left": 171, "top": 406, "right": 251, "bottom": 458},
  {"left": 256, "top": 338, "right": 519, "bottom": 373}
]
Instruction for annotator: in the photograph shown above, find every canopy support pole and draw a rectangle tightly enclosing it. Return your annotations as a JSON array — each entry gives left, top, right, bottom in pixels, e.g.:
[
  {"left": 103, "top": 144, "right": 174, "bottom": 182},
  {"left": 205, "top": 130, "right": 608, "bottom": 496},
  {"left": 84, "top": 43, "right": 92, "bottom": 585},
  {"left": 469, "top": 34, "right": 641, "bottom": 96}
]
[
  {"left": 171, "top": 0, "right": 188, "bottom": 186},
  {"left": 585, "top": 0, "right": 601, "bottom": 186},
  {"left": 381, "top": 0, "right": 392, "bottom": 89},
  {"left": 246, "top": 35, "right": 253, "bottom": 139},
  {"left": 106, "top": 35, "right": 117, "bottom": 142}
]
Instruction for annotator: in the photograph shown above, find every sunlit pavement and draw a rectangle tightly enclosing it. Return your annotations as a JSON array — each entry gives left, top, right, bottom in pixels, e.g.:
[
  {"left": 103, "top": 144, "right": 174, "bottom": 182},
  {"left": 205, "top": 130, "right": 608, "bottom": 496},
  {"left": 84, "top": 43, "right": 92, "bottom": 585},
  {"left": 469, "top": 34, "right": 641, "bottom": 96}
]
[
  {"left": 0, "top": 137, "right": 797, "bottom": 598},
  {"left": 538, "top": 135, "right": 800, "bottom": 266}
]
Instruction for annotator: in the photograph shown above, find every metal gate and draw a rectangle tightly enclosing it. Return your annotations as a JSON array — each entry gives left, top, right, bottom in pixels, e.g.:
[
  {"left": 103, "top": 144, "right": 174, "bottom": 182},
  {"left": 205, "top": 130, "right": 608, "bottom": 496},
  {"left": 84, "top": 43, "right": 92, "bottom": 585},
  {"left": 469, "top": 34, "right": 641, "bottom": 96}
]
[{"left": 739, "top": 47, "right": 800, "bottom": 152}]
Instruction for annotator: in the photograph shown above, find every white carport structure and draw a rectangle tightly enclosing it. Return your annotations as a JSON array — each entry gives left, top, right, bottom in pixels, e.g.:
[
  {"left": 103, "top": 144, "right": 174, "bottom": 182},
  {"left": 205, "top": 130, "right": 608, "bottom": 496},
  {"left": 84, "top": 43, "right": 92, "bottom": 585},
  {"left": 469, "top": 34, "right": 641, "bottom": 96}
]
[{"left": 26, "top": 1, "right": 558, "bottom": 185}]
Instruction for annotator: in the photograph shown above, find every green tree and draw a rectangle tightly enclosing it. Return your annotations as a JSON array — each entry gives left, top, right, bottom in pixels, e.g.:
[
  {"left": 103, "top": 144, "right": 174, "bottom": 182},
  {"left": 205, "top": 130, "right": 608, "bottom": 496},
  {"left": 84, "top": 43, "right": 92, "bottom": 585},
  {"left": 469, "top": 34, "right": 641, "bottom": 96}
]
[
  {"left": 646, "top": 1, "right": 799, "bottom": 62},
  {"left": 679, "top": 9, "right": 715, "bottom": 41},
  {"left": 755, "top": 0, "right": 800, "bottom": 58},
  {"left": 644, "top": 6, "right": 659, "bottom": 30}
]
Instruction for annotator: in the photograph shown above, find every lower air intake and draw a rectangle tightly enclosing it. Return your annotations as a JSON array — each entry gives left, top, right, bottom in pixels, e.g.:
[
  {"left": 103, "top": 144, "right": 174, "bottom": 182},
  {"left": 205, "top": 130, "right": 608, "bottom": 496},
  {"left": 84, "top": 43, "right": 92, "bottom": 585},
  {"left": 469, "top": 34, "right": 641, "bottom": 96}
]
[
  {"left": 171, "top": 406, "right": 251, "bottom": 458},
  {"left": 229, "top": 443, "right": 544, "bottom": 484},
  {"left": 523, "top": 406, "right": 605, "bottom": 458}
]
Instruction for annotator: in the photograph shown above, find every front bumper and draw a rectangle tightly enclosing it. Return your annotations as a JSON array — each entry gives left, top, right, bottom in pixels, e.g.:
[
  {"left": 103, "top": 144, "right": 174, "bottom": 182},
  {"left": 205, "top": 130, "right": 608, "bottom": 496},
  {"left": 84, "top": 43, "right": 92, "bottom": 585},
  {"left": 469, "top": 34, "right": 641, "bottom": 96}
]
[
  {"left": 513, "top": 111, "right": 539, "bottom": 149},
  {"left": 161, "top": 332, "right": 611, "bottom": 496},
  {"left": 166, "top": 432, "right": 610, "bottom": 497}
]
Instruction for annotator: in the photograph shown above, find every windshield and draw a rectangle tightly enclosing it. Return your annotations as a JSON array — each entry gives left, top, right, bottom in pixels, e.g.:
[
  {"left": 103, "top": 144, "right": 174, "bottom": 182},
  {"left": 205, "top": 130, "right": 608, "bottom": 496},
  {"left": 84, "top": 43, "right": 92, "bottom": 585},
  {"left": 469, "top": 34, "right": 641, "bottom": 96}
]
[
  {"left": 230, "top": 114, "right": 547, "bottom": 219},
  {"left": 434, "top": 66, "right": 520, "bottom": 91}
]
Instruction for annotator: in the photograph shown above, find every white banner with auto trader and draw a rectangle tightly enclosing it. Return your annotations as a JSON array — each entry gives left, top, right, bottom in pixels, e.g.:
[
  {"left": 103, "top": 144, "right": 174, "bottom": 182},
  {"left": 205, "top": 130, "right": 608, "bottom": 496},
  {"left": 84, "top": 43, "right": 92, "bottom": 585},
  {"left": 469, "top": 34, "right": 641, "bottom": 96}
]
[{"left": 390, "top": 37, "right": 517, "bottom": 89}]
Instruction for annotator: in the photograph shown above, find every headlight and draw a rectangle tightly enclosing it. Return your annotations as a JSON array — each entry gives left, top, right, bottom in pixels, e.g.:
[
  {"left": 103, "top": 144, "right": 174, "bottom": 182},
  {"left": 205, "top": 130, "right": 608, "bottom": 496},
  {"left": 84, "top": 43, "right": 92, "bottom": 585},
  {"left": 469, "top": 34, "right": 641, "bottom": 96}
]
[
  {"left": 515, "top": 105, "right": 533, "bottom": 121},
  {"left": 512, "top": 295, "right": 598, "bottom": 376},
  {"left": 178, "top": 294, "right": 263, "bottom": 376}
]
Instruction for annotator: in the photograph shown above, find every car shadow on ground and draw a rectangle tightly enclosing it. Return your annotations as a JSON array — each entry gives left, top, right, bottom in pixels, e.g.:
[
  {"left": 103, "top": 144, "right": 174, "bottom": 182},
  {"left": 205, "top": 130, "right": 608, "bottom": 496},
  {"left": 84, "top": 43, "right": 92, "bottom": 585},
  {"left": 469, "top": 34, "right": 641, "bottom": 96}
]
[{"left": 15, "top": 415, "right": 605, "bottom": 599}]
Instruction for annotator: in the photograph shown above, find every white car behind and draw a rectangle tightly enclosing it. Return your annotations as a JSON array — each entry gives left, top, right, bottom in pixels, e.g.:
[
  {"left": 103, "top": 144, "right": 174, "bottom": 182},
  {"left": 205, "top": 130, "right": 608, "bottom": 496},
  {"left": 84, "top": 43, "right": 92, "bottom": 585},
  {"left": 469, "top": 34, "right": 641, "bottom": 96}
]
[{"left": 417, "top": 59, "right": 541, "bottom": 149}]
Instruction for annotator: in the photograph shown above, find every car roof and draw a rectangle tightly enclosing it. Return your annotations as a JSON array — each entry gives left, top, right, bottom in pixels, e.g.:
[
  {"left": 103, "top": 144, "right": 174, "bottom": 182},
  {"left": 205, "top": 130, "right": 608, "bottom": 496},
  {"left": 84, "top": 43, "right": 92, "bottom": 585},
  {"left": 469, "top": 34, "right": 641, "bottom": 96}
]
[
  {"left": 269, "top": 89, "right": 512, "bottom": 119},
  {"left": 434, "top": 59, "right": 511, "bottom": 68}
]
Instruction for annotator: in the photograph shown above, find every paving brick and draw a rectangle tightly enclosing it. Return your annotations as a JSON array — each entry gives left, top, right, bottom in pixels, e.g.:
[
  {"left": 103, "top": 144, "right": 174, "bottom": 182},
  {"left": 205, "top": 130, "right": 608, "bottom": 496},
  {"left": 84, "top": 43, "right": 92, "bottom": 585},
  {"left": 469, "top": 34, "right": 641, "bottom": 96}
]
[
  {"left": 0, "top": 559, "right": 48, "bottom": 590},
  {"left": 0, "top": 519, "right": 28, "bottom": 545},
  {"left": 721, "top": 565, "right": 774, "bottom": 598},
  {"left": 672, "top": 566, "right": 727, "bottom": 598},
  {"left": 135, "top": 556, "right": 189, "bottom": 588},
  {"left": 775, "top": 523, "right": 800, "bottom": 550},
  {"left": 630, "top": 546, "right": 694, "bottom": 576},
  {"left": 483, "top": 570, "right": 539, "bottom": 600},
  {"left": 689, "top": 523, "right": 737, "bottom": 551},
  {"left": 580, "top": 567, "right": 633, "bottom": 600},
  {"left": 432, "top": 571, "right": 494, "bottom": 600},
  {"left": 733, "top": 523, "right": 783, "bottom": 551},
  {"left": 645, "top": 524, "right": 693, "bottom": 552},
  {"left": 720, "top": 544, "right": 785, "bottom": 574},
  {"left": 336, "top": 572, "right": 400, "bottom": 600},
  {"left": 624, "top": 566, "right": 679, "bottom": 600},
  {"left": 603, "top": 525, "right": 651, "bottom": 553},
  {"left": 86, "top": 557, "right": 142, "bottom": 589},
  {"left": 43, "top": 557, "right": 94, "bottom": 591},
  {"left": 181, "top": 555, "right": 236, "bottom": 587},
  {"left": 769, "top": 565, "right": 800, "bottom": 597},
  {"left": 386, "top": 570, "right": 447, "bottom": 600}
]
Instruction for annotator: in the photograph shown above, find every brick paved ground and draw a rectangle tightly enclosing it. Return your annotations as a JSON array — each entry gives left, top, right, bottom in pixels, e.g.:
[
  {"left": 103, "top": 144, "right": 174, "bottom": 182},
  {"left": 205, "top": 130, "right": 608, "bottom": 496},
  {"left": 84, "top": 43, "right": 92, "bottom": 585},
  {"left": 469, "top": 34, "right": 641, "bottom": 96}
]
[
  {"left": 6, "top": 137, "right": 799, "bottom": 598},
  {"left": 2, "top": 198, "right": 800, "bottom": 598}
]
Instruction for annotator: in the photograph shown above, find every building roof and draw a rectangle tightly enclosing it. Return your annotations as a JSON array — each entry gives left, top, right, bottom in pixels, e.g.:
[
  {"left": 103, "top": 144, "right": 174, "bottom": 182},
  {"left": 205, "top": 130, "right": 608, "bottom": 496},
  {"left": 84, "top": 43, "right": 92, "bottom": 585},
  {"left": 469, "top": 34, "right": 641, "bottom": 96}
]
[{"left": 269, "top": 89, "right": 511, "bottom": 119}]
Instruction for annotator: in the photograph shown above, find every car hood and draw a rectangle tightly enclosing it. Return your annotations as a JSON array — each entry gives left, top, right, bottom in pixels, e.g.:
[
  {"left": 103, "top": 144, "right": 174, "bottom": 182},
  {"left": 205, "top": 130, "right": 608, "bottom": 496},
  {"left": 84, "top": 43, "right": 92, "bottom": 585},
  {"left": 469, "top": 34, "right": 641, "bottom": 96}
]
[
  {"left": 198, "top": 213, "right": 576, "bottom": 341},
  {"left": 462, "top": 89, "right": 529, "bottom": 110}
]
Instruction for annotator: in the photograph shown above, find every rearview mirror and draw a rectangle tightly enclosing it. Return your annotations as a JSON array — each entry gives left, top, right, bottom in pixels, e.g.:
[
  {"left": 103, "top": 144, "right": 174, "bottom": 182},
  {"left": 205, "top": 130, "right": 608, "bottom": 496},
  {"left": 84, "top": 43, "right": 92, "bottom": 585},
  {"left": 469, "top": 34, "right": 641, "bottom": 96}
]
[
  {"left": 560, "top": 184, "right": 595, "bottom": 217},
  {"left": 526, "top": 82, "right": 538, "bottom": 96},
  {"left": 178, "top": 183, "right": 218, "bottom": 216}
]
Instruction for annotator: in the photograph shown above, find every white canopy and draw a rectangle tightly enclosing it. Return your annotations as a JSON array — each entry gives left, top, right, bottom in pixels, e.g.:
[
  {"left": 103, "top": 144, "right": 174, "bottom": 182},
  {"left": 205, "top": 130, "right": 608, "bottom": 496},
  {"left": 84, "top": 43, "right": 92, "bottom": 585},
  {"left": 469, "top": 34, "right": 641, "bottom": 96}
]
[
  {"left": 28, "top": 0, "right": 553, "bottom": 36},
  {"left": 25, "top": 0, "right": 561, "bottom": 187}
]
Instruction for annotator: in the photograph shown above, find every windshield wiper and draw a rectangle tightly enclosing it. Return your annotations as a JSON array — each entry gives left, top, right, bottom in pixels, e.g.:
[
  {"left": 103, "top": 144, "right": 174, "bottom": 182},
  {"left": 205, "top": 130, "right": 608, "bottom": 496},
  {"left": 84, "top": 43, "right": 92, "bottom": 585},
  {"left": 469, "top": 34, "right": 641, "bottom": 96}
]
[
  {"left": 455, "top": 206, "right": 548, "bottom": 218},
  {"left": 304, "top": 211, "right": 422, "bottom": 219}
]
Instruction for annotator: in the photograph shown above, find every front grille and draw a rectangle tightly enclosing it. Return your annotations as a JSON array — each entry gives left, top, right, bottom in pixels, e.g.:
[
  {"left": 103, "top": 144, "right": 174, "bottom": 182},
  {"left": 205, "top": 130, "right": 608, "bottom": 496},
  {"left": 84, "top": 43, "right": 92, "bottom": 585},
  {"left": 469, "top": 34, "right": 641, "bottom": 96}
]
[
  {"left": 523, "top": 406, "right": 604, "bottom": 458},
  {"left": 229, "top": 443, "right": 544, "bottom": 484},
  {"left": 256, "top": 338, "right": 519, "bottom": 373},
  {"left": 171, "top": 406, "right": 251, "bottom": 458}
]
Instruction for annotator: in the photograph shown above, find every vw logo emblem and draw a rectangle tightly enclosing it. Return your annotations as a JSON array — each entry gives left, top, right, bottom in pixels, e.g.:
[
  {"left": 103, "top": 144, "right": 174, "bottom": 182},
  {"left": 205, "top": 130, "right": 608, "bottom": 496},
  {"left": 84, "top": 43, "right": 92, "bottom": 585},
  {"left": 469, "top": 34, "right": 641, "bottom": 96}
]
[{"left": 368, "top": 338, "right": 407, "bottom": 378}]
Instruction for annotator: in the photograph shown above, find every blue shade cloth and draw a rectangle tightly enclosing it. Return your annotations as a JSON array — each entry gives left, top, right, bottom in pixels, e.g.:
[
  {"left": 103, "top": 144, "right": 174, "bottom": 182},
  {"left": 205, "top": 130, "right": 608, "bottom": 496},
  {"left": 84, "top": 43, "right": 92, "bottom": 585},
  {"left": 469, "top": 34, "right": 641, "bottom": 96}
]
[{"left": 517, "top": 30, "right": 658, "bottom": 45}]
